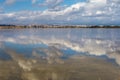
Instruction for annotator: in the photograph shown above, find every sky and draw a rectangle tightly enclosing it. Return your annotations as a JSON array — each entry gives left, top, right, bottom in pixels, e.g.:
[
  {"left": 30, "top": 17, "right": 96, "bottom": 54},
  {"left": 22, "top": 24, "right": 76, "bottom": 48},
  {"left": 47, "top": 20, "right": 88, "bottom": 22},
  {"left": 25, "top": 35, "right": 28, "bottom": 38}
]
[{"left": 0, "top": 0, "right": 120, "bottom": 25}]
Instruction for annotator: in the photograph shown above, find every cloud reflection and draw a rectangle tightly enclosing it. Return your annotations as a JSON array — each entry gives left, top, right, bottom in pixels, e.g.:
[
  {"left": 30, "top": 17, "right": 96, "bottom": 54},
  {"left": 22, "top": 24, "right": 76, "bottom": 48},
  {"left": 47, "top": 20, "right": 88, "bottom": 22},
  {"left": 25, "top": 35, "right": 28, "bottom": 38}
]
[
  {"left": 0, "top": 29, "right": 120, "bottom": 66},
  {"left": 0, "top": 29, "right": 120, "bottom": 80}
]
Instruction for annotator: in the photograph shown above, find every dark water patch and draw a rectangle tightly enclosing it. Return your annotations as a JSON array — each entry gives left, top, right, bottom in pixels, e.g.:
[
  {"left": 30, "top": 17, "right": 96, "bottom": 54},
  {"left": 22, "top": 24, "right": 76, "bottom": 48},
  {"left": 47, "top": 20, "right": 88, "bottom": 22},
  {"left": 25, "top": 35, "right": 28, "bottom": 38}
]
[
  {"left": 0, "top": 49, "right": 12, "bottom": 60},
  {"left": 4, "top": 42, "right": 48, "bottom": 58}
]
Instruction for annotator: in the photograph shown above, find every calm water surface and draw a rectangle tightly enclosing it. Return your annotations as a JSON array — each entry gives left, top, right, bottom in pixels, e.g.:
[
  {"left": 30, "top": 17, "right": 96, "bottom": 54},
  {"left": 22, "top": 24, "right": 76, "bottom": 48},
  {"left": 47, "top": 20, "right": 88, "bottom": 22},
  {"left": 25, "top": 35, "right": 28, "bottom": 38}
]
[{"left": 0, "top": 28, "right": 120, "bottom": 80}]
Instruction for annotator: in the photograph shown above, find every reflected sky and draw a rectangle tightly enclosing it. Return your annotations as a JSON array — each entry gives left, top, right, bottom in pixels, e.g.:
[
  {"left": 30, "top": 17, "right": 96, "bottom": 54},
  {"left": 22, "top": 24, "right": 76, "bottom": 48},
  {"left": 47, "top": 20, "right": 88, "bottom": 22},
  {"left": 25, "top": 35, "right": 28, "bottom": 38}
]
[
  {"left": 0, "top": 28, "right": 120, "bottom": 80},
  {"left": 0, "top": 29, "right": 120, "bottom": 65}
]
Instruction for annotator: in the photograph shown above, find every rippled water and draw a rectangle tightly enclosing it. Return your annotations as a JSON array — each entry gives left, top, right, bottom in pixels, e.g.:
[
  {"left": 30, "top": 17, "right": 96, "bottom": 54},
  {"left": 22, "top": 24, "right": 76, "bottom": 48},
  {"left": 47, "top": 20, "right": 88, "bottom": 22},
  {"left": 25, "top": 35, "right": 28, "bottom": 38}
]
[{"left": 0, "top": 28, "right": 120, "bottom": 80}]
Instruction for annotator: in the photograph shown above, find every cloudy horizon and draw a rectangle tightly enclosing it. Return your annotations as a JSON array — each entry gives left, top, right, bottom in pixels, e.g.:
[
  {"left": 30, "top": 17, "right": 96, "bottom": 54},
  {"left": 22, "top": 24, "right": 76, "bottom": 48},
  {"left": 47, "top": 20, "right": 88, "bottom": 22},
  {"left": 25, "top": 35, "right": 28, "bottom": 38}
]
[{"left": 0, "top": 0, "right": 120, "bottom": 25}]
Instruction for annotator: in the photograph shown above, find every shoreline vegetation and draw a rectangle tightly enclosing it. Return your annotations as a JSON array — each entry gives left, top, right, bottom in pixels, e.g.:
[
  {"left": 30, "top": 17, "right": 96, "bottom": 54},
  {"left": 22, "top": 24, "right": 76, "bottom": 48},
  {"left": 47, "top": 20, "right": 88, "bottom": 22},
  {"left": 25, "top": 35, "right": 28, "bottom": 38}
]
[{"left": 0, "top": 24, "right": 120, "bottom": 29}]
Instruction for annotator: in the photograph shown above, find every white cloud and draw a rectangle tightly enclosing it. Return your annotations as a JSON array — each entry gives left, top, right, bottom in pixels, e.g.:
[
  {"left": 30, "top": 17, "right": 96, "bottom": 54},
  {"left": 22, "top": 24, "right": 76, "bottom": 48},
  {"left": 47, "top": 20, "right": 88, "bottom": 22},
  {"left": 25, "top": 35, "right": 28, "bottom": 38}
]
[
  {"left": 5, "top": 0, "right": 16, "bottom": 5},
  {"left": 0, "top": 0, "right": 120, "bottom": 25},
  {"left": 32, "top": 0, "right": 37, "bottom": 4},
  {"left": 39, "top": 0, "right": 63, "bottom": 9},
  {"left": 89, "top": 0, "right": 107, "bottom": 4}
]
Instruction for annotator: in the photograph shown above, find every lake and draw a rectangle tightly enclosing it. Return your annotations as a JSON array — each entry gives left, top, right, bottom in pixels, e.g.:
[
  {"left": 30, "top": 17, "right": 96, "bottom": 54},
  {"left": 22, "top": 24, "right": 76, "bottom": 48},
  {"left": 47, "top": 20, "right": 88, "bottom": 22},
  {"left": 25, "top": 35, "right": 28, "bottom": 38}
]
[{"left": 0, "top": 28, "right": 120, "bottom": 80}]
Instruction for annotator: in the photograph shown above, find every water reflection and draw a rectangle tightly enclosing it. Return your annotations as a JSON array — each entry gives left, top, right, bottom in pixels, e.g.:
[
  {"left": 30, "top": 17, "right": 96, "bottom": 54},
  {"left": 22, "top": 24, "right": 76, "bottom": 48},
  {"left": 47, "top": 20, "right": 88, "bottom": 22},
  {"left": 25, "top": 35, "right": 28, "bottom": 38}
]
[{"left": 0, "top": 29, "right": 120, "bottom": 80}]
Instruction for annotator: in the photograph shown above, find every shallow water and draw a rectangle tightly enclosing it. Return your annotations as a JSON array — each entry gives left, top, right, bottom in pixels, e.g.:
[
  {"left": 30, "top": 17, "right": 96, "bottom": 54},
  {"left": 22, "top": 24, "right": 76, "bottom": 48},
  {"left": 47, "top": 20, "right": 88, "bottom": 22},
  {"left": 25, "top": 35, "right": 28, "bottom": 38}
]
[{"left": 0, "top": 28, "right": 120, "bottom": 80}]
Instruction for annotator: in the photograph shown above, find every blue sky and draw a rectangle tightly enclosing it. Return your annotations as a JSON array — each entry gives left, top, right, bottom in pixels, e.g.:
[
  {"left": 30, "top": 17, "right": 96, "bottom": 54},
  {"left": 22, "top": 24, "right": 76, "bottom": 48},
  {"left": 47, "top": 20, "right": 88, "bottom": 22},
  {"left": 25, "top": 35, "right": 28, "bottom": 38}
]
[{"left": 0, "top": 0, "right": 120, "bottom": 25}]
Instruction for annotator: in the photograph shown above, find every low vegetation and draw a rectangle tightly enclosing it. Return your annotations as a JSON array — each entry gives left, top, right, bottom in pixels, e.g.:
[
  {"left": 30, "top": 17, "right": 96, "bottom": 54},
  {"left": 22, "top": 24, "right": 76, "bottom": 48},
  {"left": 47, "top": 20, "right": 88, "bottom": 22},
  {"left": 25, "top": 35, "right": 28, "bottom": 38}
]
[{"left": 0, "top": 24, "right": 120, "bottom": 29}]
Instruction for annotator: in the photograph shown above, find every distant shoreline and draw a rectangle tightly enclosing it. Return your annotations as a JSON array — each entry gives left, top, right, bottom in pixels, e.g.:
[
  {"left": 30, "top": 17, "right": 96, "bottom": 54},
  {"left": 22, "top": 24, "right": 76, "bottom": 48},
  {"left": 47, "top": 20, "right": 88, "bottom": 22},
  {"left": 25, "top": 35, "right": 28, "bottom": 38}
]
[{"left": 0, "top": 25, "right": 120, "bottom": 29}]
